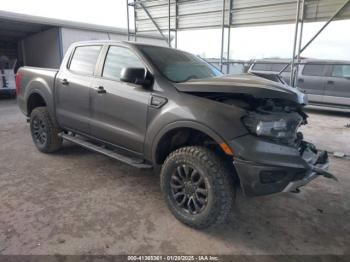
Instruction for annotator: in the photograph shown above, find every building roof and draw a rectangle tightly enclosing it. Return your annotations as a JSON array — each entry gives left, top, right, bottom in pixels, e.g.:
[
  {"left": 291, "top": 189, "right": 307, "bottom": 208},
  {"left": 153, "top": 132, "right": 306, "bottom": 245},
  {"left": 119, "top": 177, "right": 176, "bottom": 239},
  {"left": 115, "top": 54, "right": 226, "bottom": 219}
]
[{"left": 0, "top": 10, "right": 163, "bottom": 44}]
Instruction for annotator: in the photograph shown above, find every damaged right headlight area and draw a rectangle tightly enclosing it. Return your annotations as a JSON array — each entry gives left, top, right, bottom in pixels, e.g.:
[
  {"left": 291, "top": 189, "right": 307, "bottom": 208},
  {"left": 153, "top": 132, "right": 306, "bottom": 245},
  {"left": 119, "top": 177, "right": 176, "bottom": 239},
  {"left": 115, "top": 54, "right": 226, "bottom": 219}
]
[
  {"left": 208, "top": 95, "right": 337, "bottom": 196},
  {"left": 233, "top": 98, "right": 337, "bottom": 196},
  {"left": 242, "top": 99, "right": 306, "bottom": 145}
]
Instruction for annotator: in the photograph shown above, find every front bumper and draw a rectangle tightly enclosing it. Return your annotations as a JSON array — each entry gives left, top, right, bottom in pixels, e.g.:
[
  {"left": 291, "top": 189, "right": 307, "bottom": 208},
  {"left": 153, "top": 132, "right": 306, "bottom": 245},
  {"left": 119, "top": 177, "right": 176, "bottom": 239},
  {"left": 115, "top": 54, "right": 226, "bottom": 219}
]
[{"left": 229, "top": 135, "right": 336, "bottom": 197}]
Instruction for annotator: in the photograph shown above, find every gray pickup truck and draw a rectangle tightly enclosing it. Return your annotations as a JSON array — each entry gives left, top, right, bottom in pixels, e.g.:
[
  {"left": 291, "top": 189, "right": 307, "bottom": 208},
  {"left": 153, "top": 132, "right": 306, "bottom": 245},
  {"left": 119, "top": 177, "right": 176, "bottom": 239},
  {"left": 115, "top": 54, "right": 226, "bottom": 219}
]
[{"left": 16, "top": 41, "right": 336, "bottom": 229}]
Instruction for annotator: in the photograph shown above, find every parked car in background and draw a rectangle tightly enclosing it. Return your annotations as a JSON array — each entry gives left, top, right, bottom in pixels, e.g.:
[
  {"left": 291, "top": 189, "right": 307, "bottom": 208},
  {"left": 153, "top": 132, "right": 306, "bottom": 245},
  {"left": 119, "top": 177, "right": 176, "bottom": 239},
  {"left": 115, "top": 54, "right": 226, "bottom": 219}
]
[{"left": 249, "top": 59, "right": 350, "bottom": 109}]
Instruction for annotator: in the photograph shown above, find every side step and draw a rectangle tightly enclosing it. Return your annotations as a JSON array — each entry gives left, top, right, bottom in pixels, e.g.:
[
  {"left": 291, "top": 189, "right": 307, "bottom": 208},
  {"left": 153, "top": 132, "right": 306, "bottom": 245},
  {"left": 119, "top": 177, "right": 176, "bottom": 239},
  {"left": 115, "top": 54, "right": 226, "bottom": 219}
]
[{"left": 59, "top": 133, "right": 153, "bottom": 169}]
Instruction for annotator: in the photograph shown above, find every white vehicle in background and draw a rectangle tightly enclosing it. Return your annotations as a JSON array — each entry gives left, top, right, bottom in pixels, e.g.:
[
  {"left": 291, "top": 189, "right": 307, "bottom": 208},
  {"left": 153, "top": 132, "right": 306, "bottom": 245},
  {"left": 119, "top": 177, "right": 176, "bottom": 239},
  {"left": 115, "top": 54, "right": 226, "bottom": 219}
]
[{"left": 0, "top": 55, "right": 16, "bottom": 97}]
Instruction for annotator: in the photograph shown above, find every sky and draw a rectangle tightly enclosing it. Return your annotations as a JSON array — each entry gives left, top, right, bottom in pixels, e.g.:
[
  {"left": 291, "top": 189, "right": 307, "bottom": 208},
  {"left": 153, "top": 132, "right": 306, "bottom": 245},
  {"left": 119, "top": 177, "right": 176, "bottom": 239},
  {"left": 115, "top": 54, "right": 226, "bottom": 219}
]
[{"left": 1, "top": 0, "right": 350, "bottom": 61}]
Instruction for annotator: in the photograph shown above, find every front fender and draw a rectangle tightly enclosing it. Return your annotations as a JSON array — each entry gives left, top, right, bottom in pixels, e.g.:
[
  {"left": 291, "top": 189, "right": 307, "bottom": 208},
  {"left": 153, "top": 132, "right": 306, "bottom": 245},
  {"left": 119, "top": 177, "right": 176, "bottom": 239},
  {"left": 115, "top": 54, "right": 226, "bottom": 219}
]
[
  {"left": 143, "top": 91, "right": 248, "bottom": 163},
  {"left": 147, "top": 120, "right": 227, "bottom": 163}
]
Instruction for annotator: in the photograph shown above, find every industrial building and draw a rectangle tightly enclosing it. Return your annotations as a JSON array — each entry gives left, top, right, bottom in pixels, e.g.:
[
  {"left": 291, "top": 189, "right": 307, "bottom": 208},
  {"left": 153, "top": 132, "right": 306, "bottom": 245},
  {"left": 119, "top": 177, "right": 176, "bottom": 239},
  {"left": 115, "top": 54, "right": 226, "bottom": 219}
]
[{"left": 0, "top": 10, "right": 165, "bottom": 69}]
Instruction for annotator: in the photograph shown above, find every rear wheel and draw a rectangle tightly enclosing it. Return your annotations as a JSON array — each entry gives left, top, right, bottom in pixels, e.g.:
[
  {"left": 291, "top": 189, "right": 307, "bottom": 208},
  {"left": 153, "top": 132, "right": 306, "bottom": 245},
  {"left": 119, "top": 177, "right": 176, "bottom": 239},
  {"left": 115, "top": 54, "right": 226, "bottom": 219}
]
[
  {"left": 160, "top": 146, "right": 235, "bottom": 229},
  {"left": 30, "top": 107, "right": 62, "bottom": 153}
]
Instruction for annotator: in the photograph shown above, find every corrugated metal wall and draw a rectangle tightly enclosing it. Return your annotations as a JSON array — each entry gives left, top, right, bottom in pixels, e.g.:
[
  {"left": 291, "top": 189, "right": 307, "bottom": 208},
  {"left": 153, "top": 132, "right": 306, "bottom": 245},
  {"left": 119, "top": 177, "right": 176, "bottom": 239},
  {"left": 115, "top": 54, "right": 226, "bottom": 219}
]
[
  {"left": 231, "top": 0, "right": 350, "bottom": 26},
  {"left": 21, "top": 28, "right": 61, "bottom": 68},
  {"left": 134, "top": 0, "right": 350, "bottom": 32}
]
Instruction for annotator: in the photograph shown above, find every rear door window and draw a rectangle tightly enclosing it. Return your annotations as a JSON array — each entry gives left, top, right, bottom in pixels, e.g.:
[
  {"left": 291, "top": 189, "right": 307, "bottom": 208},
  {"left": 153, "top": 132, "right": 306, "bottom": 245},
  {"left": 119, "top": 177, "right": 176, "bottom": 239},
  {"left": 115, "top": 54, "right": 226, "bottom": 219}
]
[
  {"left": 102, "top": 46, "right": 144, "bottom": 79},
  {"left": 69, "top": 45, "right": 102, "bottom": 75},
  {"left": 302, "top": 64, "right": 326, "bottom": 76},
  {"left": 252, "top": 63, "right": 290, "bottom": 72},
  {"left": 332, "top": 65, "right": 350, "bottom": 78},
  {"left": 271, "top": 63, "right": 290, "bottom": 72},
  {"left": 252, "top": 63, "right": 271, "bottom": 71}
]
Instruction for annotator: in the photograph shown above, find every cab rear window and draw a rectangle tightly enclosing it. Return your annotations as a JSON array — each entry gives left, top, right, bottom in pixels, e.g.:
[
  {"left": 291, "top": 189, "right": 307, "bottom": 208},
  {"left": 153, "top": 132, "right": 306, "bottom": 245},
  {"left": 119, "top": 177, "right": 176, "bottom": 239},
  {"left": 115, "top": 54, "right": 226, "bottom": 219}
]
[
  {"left": 69, "top": 45, "right": 102, "bottom": 75},
  {"left": 252, "top": 63, "right": 290, "bottom": 72}
]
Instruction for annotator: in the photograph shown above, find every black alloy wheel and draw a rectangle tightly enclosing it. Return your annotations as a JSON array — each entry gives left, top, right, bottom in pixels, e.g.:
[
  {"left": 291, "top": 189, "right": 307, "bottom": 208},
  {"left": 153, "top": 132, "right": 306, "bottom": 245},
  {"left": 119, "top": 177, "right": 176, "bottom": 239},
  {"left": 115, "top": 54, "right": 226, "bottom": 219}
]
[
  {"left": 30, "top": 107, "right": 62, "bottom": 153},
  {"left": 170, "top": 164, "right": 208, "bottom": 214},
  {"left": 161, "top": 146, "right": 235, "bottom": 229},
  {"left": 32, "top": 116, "right": 48, "bottom": 146}
]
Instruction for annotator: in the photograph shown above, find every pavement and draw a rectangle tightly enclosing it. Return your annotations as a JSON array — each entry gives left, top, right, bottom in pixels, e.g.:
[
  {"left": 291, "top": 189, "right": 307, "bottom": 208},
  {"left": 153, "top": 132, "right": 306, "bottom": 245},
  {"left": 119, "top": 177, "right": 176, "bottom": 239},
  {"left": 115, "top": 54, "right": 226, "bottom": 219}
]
[
  {"left": 0, "top": 98, "right": 349, "bottom": 255},
  {"left": 302, "top": 106, "right": 350, "bottom": 156}
]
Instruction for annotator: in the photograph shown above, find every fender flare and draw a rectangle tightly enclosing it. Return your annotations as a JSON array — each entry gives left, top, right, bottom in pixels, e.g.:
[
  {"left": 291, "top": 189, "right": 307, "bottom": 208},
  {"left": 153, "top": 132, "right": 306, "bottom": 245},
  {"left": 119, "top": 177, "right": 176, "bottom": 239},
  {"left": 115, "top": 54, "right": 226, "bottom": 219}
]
[
  {"left": 150, "top": 120, "right": 226, "bottom": 164},
  {"left": 25, "top": 79, "right": 57, "bottom": 125}
]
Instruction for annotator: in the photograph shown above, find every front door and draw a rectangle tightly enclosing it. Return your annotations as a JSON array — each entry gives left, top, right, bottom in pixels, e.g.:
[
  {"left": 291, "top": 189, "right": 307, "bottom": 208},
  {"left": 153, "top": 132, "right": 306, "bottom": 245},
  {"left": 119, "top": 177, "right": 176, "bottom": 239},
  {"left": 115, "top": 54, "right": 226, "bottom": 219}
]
[
  {"left": 55, "top": 45, "right": 102, "bottom": 134},
  {"left": 90, "top": 45, "right": 150, "bottom": 154}
]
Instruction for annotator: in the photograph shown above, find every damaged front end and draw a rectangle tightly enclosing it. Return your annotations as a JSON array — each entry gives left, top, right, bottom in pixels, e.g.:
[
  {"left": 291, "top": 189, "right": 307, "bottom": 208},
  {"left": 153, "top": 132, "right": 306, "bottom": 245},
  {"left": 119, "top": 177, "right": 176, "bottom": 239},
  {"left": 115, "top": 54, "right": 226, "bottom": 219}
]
[
  {"left": 177, "top": 74, "right": 336, "bottom": 196},
  {"left": 224, "top": 97, "right": 337, "bottom": 196}
]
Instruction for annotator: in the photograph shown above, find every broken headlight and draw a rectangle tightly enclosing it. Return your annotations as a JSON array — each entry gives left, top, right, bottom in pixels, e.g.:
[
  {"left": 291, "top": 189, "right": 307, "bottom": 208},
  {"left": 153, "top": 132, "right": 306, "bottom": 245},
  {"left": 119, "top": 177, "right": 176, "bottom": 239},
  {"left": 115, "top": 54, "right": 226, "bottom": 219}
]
[{"left": 243, "top": 112, "right": 303, "bottom": 141}]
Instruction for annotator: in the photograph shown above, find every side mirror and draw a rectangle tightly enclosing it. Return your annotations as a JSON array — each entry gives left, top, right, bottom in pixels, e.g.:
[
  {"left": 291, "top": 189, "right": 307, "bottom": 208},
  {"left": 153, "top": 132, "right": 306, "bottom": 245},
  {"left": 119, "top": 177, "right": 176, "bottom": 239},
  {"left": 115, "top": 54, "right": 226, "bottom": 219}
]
[{"left": 120, "top": 67, "right": 152, "bottom": 87}]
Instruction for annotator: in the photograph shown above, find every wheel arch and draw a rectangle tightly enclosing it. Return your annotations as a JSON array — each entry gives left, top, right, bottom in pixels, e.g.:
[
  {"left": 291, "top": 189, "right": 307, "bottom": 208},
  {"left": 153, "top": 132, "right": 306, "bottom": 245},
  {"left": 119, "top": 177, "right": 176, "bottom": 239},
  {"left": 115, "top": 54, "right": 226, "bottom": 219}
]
[
  {"left": 151, "top": 121, "right": 229, "bottom": 165},
  {"left": 27, "top": 91, "right": 47, "bottom": 115},
  {"left": 24, "top": 82, "right": 57, "bottom": 126}
]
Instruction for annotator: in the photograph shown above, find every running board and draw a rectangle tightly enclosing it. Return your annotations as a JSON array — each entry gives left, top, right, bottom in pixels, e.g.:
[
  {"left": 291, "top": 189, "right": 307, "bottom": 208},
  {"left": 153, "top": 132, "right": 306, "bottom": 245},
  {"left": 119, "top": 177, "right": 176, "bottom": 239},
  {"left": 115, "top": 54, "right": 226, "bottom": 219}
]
[{"left": 59, "top": 133, "right": 152, "bottom": 169}]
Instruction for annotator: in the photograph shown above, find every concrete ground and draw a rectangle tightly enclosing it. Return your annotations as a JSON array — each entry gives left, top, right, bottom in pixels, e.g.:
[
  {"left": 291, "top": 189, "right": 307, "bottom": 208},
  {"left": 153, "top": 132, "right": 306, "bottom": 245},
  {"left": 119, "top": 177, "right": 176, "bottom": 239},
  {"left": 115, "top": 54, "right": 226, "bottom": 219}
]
[
  {"left": 0, "top": 98, "right": 349, "bottom": 255},
  {"left": 301, "top": 106, "right": 350, "bottom": 156}
]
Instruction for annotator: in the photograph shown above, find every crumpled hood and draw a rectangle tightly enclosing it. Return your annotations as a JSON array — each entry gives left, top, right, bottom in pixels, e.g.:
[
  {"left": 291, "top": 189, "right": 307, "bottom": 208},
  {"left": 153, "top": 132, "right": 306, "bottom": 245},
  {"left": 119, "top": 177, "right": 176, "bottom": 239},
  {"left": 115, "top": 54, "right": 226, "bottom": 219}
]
[{"left": 174, "top": 74, "right": 307, "bottom": 104}]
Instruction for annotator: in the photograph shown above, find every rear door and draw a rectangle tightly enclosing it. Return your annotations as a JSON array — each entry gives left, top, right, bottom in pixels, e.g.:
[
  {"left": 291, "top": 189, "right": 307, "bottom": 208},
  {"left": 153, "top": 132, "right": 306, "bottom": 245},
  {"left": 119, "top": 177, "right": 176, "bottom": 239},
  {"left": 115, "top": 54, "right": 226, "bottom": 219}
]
[
  {"left": 90, "top": 45, "right": 151, "bottom": 154},
  {"left": 323, "top": 64, "right": 350, "bottom": 106},
  {"left": 55, "top": 45, "right": 102, "bottom": 134},
  {"left": 298, "top": 63, "right": 329, "bottom": 104}
]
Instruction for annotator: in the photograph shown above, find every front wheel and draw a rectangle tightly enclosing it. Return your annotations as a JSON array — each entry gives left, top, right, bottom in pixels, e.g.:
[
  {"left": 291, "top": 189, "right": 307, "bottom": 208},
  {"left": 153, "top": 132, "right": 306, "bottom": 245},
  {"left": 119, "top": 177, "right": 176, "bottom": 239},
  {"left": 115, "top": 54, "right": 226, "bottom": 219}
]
[
  {"left": 160, "top": 146, "right": 235, "bottom": 229},
  {"left": 30, "top": 107, "right": 62, "bottom": 153}
]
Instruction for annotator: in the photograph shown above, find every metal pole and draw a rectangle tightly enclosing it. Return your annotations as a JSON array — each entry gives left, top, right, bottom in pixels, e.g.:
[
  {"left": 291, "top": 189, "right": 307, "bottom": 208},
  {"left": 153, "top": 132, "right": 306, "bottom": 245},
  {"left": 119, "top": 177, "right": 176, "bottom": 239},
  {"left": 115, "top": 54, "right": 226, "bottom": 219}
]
[
  {"left": 226, "top": 27, "right": 231, "bottom": 74},
  {"left": 168, "top": 0, "right": 171, "bottom": 47},
  {"left": 175, "top": 0, "right": 178, "bottom": 48},
  {"left": 126, "top": 0, "right": 130, "bottom": 41},
  {"left": 290, "top": 0, "right": 301, "bottom": 87},
  {"left": 220, "top": 0, "right": 226, "bottom": 72},
  {"left": 226, "top": 0, "right": 232, "bottom": 74},
  {"left": 297, "top": 0, "right": 305, "bottom": 63},
  {"left": 134, "top": 0, "right": 137, "bottom": 41},
  {"left": 295, "top": 0, "right": 305, "bottom": 82}
]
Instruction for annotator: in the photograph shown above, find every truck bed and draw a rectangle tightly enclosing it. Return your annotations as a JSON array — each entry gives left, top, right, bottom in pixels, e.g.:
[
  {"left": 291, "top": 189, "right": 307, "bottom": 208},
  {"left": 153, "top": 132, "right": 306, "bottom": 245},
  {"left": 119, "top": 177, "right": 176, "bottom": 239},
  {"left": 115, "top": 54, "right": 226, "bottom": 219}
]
[{"left": 17, "top": 66, "right": 59, "bottom": 117}]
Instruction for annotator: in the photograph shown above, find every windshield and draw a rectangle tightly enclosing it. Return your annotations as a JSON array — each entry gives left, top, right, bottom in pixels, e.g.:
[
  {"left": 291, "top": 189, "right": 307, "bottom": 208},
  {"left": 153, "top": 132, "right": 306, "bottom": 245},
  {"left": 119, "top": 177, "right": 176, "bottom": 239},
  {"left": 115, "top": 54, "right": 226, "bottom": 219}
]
[{"left": 138, "top": 45, "right": 223, "bottom": 83}]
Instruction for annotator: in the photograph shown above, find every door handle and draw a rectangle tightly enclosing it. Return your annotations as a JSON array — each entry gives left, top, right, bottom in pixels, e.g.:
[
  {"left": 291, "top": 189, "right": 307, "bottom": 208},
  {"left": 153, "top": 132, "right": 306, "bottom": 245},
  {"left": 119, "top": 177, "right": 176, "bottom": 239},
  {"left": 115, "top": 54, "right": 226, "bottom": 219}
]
[
  {"left": 298, "top": 78, "right": 304, "bottom": 83},
  {"left": 97, "top": 86, "right": 107, "bottom": 94},
  {"left": 327, "top": 80, "right": 335, "bottom": 85},
  {"left": 61, "top": 79, "right": 69, "bottom": 85}
]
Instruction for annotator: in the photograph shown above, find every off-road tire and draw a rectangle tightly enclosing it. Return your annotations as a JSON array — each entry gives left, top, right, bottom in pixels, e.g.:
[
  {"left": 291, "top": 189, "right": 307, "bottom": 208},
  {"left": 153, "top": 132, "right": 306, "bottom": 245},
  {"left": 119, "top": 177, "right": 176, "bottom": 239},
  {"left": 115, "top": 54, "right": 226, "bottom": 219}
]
[
  {"left": 160, "top": 146, "right": 235, "bottom": 229},
  {"left": 30, "top": 107, "right": 62, "bottom": 153}
]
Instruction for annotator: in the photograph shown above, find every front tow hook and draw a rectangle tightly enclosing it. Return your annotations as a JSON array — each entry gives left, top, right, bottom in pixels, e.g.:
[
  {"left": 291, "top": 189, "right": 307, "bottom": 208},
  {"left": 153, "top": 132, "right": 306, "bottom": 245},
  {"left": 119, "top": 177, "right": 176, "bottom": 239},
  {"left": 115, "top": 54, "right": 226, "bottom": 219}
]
[
  {"left": 312, "top": 166, "right": 338, "bottom": 181},
  {"left": 283, "top": 149, "right": 338, "bottom": 193}
]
